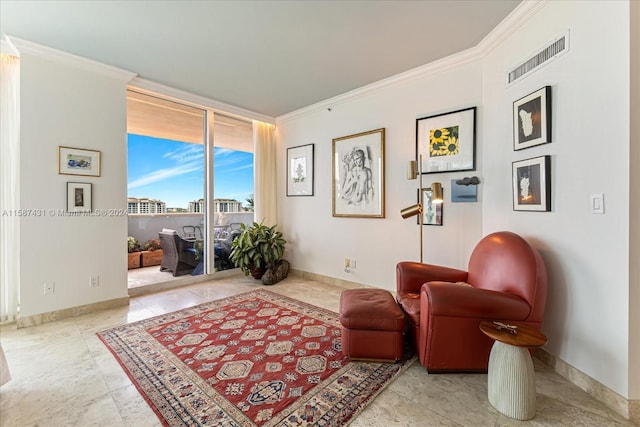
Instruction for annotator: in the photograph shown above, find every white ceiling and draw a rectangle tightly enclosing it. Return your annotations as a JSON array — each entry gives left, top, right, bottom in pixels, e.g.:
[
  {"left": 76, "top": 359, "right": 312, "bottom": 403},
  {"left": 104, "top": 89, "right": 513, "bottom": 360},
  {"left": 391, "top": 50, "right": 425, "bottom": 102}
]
[{"left": 0, "top": 0, "right": 521, "bottom": 118}]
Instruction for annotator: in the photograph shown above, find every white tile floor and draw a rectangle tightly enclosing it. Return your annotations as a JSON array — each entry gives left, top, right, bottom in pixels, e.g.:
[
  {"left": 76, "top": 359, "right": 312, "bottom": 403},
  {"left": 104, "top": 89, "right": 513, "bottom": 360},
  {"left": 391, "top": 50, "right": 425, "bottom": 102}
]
[{"left": 0, "top": 274, "right": 635, "bottom": 426}]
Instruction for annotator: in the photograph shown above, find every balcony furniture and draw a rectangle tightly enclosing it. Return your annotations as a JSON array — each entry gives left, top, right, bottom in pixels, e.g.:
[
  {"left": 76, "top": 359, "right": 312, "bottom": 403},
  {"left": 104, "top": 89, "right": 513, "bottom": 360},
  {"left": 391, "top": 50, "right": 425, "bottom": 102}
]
[
  {"left": 183, "top": 225, "right": 202, "bottom": 240},
  {"left": 339, "top": 288, "right": 405, "bottom": 361},
  {"left": 213, "top": 225, "right": 230, "bottom": 241},
  {"left": 158, "top": 229, "right": 198, "bottom": 276},
  {"left": 396, "top": 231, "right": 547, "bottom": 372},
  {"left": 215, "top": 228, "right": 243, "bottom": 270},
  {"left": 480, "top": 320, "right": 548, "bottom": 420}
]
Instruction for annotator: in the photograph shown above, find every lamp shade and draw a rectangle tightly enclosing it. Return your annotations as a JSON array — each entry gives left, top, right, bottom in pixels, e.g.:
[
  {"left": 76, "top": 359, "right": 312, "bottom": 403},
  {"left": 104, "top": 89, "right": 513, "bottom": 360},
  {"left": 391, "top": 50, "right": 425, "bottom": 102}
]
[
  {"left": 431, "top": 182, "right": 443, "bottom": 204},
  {"left": 400, "top": 203, "right": 422, "bottom": 219},
  {"left": 407, "top": 160, "right": 417, "bottom": 180}
]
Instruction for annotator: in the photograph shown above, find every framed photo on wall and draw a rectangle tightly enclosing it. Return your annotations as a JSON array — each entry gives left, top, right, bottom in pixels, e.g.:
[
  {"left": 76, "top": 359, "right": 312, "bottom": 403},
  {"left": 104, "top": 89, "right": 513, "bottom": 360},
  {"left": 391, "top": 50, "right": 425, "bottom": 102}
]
[
  {"left": 67, "top": 182, "right": 92, "bottom": 213},
  {"left": 416, "top": 106, "right": 476, "bottom": 174},
  {"left": 286, "top": 144, "right": 314, "bottom": 196},
  {"left": 59, "top": 146, "right": 101, "bottom": 177},
  {"left": 419, "top": 188, "right": 443, "bottom": 225},
  {"left": 513, "top": 86, "right": 552, "bottom": 150},
  {"left": 512, "top": 155, "right": 551, "bottom": 212},
  {"left": 332, "top": 128, "right": 385, "bottom": 218}
]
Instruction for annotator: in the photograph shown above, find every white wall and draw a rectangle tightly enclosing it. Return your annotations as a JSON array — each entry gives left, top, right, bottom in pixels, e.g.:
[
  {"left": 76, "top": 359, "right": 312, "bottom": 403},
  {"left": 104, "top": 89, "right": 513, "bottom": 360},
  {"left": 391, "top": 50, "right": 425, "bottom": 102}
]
[
  {"left": 481, "top": 1, "right": 632, "bottom": 398},
  {"left": 276, "top": 1, "right": 636, "bottom": 400},
  {"left": 19, "top": 50, "right": 131, "bottom": 317},
  {"left": 277, "top": 60, "right": 485, "bottom": 291}
]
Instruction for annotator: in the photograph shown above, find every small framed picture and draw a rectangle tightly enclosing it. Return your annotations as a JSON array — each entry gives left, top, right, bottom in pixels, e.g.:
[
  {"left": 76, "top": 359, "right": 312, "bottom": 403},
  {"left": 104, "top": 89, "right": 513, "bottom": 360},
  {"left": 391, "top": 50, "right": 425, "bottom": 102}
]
[
  {"left": 512, "top": 156, "right": 551, "bottom": 212},
  {"left": 59, "top": 146, "right": 101, "bottom": 177},
  {"left": 332, "top": 128, "right": 385, "bottom": 218},
  {"left": 513, "top": 86, "right": 552, "bottom": 150},
  {"left": 67, "top": 182, "right": 92, "bottom": 213},
  {"left": 416, "top": 107, "right": 476, "bottom": 174},
  {"left": 286, "top": 144, "right": 314, "bottom": 196},
  {"left": 419, "top": 188, "right": 443, "bottom": 225}
]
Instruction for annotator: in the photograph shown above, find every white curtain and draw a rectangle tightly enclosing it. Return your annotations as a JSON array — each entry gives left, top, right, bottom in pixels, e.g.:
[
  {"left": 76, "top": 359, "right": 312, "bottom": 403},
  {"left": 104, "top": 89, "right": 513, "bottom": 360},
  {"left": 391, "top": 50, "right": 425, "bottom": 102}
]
[
  {"left": 252, "top": 120, "right": 277, "bottom": 226},
  {"left": 0, "top": 53, "right": 20, "bottom": 324}
]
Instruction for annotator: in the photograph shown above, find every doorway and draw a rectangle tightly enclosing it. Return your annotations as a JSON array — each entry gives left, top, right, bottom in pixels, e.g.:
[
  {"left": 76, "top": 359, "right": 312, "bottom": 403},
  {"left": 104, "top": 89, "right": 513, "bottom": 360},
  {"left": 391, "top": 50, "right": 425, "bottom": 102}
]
[{"left": 126, "top": 89, "right": 254, "bottom": 290}]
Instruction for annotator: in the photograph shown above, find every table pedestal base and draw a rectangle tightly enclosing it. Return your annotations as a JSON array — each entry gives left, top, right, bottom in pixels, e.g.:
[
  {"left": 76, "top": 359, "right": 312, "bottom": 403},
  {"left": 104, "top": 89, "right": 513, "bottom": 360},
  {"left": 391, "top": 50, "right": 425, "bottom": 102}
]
[{"left": 487, "top": 341, "right": 537, "bottom": 420}]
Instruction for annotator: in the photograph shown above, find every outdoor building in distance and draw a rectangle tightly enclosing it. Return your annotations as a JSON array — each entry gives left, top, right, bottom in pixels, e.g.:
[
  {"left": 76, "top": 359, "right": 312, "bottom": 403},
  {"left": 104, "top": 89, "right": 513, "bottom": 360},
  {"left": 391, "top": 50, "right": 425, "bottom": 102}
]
[
  {"left": 166, "top": 207, "right": 188, "bottom": 213},
  {"left": 128, "top": 197, "right": 166, "bottom": 214},
  {"left": 188, "top": 198, "right": 244, "bottom": 213},
  {"left": 189, "top": 198, "right": 205, "bottom": 213},
  {"left": 213, "top": 198, "right": 243, "bottom": 213}
]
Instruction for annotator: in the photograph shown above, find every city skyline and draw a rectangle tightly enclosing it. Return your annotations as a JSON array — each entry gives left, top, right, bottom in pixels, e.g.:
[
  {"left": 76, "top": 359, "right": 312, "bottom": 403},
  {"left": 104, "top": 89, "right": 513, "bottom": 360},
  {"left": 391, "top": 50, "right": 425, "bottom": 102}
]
[{"left": 127, "top": 134, "right": 254, "bottom": 209}]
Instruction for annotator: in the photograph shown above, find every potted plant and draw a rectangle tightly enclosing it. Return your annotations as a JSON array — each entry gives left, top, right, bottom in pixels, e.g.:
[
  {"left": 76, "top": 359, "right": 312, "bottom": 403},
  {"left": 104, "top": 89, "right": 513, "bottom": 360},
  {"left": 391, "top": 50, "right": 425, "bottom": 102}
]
[
  {"left": 141, "top": 238, "right": 163, "bottom": 267},
  {"left": 127, "top": 236, "right": 142, "bottom": 269},
  {"left": 230, "top": 222, "right": 286, "bottom": 279}
]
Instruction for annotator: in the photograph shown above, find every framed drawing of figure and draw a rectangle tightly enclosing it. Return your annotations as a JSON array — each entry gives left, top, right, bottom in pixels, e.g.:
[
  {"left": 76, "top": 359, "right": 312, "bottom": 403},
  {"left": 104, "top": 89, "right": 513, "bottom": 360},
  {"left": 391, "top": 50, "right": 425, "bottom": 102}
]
[{"left": 332, "top": 128, "right": 385, "bottom": 218}]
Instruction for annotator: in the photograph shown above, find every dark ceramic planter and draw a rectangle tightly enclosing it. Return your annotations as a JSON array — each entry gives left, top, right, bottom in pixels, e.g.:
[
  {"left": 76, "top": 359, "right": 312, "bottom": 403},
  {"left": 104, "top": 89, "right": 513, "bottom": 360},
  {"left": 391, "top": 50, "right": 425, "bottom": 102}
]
[{"left": 249, "top": 265, "right": 266, "bottom": 279}]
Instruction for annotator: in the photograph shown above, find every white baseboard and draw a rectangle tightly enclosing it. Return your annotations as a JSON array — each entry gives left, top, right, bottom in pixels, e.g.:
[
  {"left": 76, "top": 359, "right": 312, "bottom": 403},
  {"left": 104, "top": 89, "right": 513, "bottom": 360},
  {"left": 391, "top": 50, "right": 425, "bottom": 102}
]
[{"left": 16, "top": 296, "right": 130, "bottom": 328}]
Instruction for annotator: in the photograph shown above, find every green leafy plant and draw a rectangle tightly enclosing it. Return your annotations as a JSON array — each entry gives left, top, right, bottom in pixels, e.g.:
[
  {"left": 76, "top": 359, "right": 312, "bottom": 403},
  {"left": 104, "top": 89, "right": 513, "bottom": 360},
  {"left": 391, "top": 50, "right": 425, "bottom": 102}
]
[
  {"left": 230, "top": 222, "right": 286, "bottom": 278},
  {"left": 127, "top": 236, "right": 141, "bottom": 253}
]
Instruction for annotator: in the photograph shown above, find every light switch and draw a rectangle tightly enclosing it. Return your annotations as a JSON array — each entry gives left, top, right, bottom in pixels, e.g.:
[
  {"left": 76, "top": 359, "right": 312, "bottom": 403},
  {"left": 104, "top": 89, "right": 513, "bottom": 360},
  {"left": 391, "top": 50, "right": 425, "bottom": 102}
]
[{"left": 590, "top": 194, "right": 604, "bottom": 214}]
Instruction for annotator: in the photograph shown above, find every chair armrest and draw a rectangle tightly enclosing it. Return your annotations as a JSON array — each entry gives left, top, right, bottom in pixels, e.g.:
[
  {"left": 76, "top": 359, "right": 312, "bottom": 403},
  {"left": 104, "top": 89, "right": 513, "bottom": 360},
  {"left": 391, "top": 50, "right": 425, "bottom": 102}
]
[
  {"left": 396, "top": 262, "right": 468, "bottom": 294},
  {"left": 177, "top": 238, "right": 195, "bottom": 252},
  {"left": 422, "top": 281, "right": 531, "bottom": 319}
]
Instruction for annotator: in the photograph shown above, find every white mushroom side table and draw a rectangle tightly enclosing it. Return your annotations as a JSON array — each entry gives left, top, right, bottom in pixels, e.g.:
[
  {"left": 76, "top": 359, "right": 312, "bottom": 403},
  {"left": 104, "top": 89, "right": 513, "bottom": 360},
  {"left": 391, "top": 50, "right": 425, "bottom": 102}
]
[{"left": 479, "top": 320, "right": 548, "bottom": 420}]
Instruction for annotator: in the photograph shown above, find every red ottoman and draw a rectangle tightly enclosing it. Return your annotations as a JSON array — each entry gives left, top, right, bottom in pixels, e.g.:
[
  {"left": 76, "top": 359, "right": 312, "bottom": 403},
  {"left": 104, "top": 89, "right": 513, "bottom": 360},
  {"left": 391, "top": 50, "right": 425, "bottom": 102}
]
[{"left": 339, "top": 288, "right": 405, "bottom": 361}]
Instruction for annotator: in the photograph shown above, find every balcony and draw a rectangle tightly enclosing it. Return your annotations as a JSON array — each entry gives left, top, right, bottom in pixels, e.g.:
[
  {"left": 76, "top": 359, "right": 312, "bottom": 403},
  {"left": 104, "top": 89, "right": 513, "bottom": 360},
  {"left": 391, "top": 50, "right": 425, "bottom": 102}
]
[{"left": 127, "top": 211, "right": 254, "bottom": 291}]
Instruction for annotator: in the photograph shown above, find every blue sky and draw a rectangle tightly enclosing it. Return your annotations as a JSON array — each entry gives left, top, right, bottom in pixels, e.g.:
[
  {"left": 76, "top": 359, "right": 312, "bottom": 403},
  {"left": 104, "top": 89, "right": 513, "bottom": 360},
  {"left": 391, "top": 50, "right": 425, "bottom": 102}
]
[{"left": 127, "top": 134, "right": 253, "bottom": 209}]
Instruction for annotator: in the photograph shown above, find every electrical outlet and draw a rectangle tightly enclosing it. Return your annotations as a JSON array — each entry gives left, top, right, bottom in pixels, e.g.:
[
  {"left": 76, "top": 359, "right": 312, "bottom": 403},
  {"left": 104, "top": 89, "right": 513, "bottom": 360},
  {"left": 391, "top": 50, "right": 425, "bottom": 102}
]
[
  {"left": 344, "top": 258, "right": 351, "bottom": 268},
  {"left": 90, "top": 275, "right": 99, "bottom": 288},
  {"left": 44, "top": 282, "right": 55, "bottom": 295}
]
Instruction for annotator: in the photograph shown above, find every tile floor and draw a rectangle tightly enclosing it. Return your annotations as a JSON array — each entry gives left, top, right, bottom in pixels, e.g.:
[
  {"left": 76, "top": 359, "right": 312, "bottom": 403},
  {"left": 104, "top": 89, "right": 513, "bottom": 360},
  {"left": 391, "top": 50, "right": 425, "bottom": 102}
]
[{"left": 0, "top": 275, "right": 635, "bottom": 426}]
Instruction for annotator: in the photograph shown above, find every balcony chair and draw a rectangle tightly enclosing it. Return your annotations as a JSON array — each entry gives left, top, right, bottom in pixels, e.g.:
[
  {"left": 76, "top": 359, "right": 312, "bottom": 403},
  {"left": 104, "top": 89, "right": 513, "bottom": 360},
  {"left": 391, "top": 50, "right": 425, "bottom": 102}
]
[
  {"left": 183, "top": 225, "right": 202, "bottom": 240},
  {"left": 396, "top": 231, "right": 547, "bottom": 372},
  {"left": 158, "top": 229, "right": 198, "bottom": 276}
]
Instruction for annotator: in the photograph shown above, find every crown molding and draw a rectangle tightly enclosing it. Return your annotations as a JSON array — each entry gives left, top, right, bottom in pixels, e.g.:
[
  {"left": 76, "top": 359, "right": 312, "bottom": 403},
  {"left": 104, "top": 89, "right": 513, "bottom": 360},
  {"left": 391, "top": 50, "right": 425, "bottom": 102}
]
[
  {"left": 277, "top": 0, "right": 548, "bottom": 123},
  {"left": 5, "top": 35, "right": 136, "bottom": 82},
  {"left": 476, "top": 0, "right": 549, "bottom": 56},
  {"left": 277, "top": 47, "right": 482, "bottom": 123},
  {"left": 129, "top": 77, "right": 275, "bottom": 125}
]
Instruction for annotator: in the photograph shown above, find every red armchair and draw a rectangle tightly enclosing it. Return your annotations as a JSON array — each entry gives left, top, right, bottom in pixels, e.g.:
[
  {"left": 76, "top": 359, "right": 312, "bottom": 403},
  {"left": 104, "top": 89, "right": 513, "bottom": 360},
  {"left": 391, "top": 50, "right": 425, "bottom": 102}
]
[{"left": 396, "top": 231, "right": 547, "bottom": 372}]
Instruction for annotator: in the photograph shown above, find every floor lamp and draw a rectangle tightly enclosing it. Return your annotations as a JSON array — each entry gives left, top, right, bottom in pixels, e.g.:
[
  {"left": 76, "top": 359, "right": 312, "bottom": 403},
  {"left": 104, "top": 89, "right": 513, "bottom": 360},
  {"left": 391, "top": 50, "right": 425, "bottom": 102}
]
[{"left": 400, "top": 155, "right": 443, "bottom": 263}]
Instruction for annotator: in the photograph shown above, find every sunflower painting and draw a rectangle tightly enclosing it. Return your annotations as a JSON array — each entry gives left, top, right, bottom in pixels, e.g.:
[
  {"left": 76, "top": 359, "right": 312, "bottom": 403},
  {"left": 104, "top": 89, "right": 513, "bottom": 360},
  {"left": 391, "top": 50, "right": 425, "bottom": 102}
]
[
  {"left": 429, "top": 126, "right": 459, "bottom": 157},
  {"left": 417, "top": 107, "right": 476, "bottom": 173}
]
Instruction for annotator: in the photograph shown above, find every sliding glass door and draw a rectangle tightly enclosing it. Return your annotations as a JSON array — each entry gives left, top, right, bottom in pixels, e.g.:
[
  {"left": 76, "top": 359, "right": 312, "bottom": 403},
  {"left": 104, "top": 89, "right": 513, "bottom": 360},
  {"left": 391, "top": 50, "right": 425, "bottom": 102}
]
[{"left": 210, "top": 114, "right": 254, "bottom": 272}]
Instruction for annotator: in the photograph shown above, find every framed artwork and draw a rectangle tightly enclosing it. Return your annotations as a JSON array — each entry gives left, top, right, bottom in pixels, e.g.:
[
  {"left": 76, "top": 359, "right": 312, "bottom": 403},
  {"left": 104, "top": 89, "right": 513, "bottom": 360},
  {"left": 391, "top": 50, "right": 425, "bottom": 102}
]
[
  {"left": 332, "top": 128, "right": 385, "bottom": 218},
  {"left": 451, "top": 178, "right": 478, "bottom": 202},
  {"left": 286, "top": 144, "right": 314, "bottom": 196},
  {"left": 512, "top": 155, "right": 551, "bottom": 212},
  {"left": 67, "top": 182, "right": 92, "bottom": 213},
  {"left": 418, "top": 188, "right": 443, "bottom": 225},
  {"left": 59, "top": 146, "right": 101, "bottom": 177},
  {"left": 513, "top": 86, "right": 552, "bottom": 150},
  {"left": 416, "top": 106, "right": 476, "bottom": 174}
]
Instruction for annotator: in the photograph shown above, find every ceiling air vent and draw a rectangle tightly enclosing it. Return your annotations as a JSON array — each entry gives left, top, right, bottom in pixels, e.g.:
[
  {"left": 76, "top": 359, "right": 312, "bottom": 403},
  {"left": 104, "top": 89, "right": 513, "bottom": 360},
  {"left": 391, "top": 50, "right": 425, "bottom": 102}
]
[{"left": 507, "top": 31, "right": 569, "bottom": 85}]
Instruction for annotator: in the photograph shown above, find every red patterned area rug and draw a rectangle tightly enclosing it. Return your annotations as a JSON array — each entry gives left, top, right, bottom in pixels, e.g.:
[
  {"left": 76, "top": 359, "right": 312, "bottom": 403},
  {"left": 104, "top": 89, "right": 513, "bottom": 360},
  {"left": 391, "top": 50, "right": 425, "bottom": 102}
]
[{"left": 98, "top": 289, "right": 414, "bottom": 426}]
